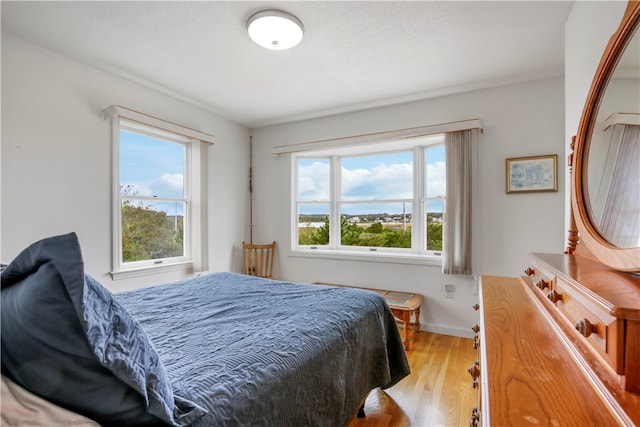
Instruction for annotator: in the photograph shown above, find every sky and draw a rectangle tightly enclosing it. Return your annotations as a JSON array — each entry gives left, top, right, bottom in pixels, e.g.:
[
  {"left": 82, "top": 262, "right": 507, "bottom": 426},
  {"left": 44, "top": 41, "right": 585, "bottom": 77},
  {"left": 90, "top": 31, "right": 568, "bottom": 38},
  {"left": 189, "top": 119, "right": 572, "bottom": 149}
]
[
  {"left": 119, "top": 130, "right": 446, "bottom": 218},
  {"left": 298, "top": 144, "right": 445, "bottom": 216},
  {"left": 119, "top": 130, "right": 185, "bottom": 215}
]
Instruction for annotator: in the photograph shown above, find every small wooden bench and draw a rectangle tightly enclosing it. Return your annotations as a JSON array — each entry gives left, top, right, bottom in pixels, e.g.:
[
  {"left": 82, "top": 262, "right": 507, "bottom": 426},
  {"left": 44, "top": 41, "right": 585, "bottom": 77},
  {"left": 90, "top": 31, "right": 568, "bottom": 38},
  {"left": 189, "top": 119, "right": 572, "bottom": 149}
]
[
  {"left": 314, "top": 283, "right": 423, "bottom": 351},
  {"left": 383, "top": 291, "right": 423, "bottom": 351}
]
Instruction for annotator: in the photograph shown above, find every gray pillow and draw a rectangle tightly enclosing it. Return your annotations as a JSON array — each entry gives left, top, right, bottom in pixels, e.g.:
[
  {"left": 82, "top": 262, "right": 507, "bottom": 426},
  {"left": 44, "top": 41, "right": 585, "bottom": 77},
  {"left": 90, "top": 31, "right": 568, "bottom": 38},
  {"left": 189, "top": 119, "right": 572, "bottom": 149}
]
[{"left": 0, "top": 232, "right": 205, "bottom": 426}]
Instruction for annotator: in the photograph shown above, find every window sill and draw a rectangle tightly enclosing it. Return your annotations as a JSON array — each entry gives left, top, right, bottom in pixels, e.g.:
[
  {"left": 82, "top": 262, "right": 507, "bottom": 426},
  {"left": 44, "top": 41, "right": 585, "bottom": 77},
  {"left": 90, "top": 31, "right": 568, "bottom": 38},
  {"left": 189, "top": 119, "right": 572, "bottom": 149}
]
[
  {"left": 289, "top": 249, "right": 442, "bottom": 266},
  {"left": 110, "top": 261, "right": 192, "bottom": 281}
]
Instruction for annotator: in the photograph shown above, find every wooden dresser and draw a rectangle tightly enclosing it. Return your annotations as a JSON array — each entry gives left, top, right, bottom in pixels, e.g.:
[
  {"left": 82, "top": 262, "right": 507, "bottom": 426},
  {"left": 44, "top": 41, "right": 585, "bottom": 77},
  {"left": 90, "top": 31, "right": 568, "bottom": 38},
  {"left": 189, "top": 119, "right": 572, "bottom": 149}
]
[
  {"left": 470, "top": 255, "right": 640, "bottom": 426},
  {"left": 467, "top": 2, "right": 640, "bottom": 425}
]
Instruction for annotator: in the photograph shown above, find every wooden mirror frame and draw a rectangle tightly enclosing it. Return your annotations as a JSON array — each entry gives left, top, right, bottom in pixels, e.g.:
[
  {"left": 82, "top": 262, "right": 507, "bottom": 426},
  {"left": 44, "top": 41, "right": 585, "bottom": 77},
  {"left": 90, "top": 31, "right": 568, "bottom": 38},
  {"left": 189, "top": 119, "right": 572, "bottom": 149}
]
[{"left": 570, "top": 1, "right": 640, "bottom": 272}]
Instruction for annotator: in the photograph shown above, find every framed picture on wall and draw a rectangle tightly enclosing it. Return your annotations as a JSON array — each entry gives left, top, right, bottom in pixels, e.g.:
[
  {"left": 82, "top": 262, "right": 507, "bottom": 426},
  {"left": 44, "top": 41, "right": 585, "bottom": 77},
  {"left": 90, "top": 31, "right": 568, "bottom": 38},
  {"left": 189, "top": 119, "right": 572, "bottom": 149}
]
[{"left": 506, "top": 154, "right": 558, "bottom": 193}]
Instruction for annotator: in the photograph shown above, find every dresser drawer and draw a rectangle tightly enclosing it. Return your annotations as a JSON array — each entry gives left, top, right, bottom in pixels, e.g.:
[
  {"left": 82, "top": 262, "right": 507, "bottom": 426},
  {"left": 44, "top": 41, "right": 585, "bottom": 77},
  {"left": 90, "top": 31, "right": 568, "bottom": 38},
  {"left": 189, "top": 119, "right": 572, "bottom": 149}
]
[
  {"left": 477, "top": 275, "right": 635, "bottom": 426},
  {"left": 525, "top": 264, "right": 556, "bottom": 295},
  {"left": 552, "top": 278, "right": 624, "bottom": 374}
]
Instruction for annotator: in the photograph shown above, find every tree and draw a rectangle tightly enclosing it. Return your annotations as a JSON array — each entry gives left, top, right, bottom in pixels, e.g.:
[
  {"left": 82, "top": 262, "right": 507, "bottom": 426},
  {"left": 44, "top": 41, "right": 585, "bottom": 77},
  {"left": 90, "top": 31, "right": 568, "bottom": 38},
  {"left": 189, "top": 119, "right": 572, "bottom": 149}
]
[
  {"left": 120, "top": 185, "right": 183, "bottom": 262},
  {"left": 308, "top": 216, "right": 330, "bottom": 245},
  {"left": 340, "top": 216, "right": 363, "bottom": 245},
  {"left": 301, "top": 215, "right": 439, "bottom": 251},
  {"left": 426, "top": 222, "right": 443, "bottom": 251},
  {"left": 366, "top": 222, "right": 384, "bottom": 234}
]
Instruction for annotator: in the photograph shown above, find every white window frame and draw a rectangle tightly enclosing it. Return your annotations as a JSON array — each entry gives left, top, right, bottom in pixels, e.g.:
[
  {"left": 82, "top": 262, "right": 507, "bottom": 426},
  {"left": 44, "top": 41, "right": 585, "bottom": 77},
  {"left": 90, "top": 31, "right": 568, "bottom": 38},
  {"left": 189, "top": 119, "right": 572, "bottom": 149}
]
[
  {"left": 103, "top": 106, "right": 213, "bottom": 279},
  {"left": 292, "top": 134, "right": 445, "bottom": 262}
]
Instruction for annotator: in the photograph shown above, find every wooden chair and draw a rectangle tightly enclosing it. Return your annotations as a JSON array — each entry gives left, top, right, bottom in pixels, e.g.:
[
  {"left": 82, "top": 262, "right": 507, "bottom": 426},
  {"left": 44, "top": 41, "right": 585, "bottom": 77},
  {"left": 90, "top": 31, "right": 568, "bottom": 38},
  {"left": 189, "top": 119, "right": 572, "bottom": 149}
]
[{"left": 242, "top": 241, "right": 276, "bottom": 279}]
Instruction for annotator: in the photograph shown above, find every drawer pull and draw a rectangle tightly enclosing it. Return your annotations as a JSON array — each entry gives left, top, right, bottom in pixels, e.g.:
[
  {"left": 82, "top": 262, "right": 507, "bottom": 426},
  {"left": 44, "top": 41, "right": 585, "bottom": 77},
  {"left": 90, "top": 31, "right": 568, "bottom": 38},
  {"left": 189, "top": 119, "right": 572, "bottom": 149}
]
[
  {"left": 547, "top": 290, "right": 562, "bottom": 303},
  {"left": 468, "top": 360, "right": 480, "bottom": 380},
  {"left": 472, "top": 303, "right": 480, "bottom": 311},
  {"left": 525, "top": 267, "right": 534, "bottom": 276},
  {"left": 575, "top": 318, "right": 595, "bottom": 338},
  {"left": 471, "top": 324, "right": 480, "bottom": 334},
  {"left": 470, "top": 407, "right": 480, "bottom": 427},
  {"left": 536, "top": 279, "right": 549, "bottom": 290},
  {"left": 473, "top": 335, "right": 479, "bottom": 350}
]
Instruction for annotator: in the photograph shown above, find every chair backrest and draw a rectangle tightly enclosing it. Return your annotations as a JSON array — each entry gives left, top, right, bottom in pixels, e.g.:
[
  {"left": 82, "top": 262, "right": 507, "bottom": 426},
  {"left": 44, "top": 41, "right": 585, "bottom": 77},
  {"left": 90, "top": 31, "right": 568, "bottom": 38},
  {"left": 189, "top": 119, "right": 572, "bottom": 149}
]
[{"left": 242, "top": 241, "right": 276, "bottom": 279}]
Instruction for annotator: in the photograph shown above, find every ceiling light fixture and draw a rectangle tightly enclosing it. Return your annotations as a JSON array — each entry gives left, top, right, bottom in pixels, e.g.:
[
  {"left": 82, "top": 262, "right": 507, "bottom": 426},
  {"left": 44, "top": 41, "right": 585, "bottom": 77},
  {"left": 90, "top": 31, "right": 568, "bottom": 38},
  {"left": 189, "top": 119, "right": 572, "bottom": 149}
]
[{"left": 247, "top": 10, "right": 304, "bottom": 50}]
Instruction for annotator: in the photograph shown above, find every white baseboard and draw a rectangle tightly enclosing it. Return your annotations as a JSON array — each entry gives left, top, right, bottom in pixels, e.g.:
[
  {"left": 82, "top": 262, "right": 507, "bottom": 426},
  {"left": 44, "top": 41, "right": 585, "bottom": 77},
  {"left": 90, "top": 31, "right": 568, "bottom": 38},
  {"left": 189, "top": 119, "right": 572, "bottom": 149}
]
[{"left": 420, "top": 322, "right": 475, "bottom": 339}]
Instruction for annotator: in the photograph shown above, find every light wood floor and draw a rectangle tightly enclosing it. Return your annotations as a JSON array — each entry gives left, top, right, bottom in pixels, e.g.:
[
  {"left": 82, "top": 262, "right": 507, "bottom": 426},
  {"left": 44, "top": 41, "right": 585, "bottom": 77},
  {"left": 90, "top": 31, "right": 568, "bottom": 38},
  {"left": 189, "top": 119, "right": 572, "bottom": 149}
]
[{"left": 347, "top": 331, "right": 477, "bottom": 427}]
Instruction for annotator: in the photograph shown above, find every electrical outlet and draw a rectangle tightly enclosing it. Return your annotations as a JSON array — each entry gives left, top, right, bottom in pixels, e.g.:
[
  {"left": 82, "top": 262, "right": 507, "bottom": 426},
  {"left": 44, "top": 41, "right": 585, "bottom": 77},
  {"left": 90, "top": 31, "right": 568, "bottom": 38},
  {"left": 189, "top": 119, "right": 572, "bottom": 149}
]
[{"left": 445, "top": 284, "right": 455, "bottom": 298}]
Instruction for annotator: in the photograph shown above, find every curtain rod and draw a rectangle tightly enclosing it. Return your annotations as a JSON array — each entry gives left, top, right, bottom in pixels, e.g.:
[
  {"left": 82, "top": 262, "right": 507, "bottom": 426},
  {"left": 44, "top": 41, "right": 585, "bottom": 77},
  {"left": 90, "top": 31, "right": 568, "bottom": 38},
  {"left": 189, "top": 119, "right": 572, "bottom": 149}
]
[{"left": 272, "top": 118, "right": 482, "bottom": 156}]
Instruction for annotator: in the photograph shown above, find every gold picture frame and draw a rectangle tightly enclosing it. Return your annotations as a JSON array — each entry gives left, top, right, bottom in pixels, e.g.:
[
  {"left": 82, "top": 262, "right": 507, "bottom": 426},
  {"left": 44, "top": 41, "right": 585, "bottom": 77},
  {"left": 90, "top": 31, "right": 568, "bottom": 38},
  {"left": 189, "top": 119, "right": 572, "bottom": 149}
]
[{"left": 506, "top": 154, "right": 558, "bottom": 193}]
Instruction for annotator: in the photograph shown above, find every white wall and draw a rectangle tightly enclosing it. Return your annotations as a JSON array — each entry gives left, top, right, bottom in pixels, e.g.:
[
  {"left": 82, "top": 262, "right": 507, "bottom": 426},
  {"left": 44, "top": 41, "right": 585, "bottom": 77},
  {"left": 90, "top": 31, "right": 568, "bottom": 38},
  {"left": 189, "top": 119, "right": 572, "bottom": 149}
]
[
  {"left": 2, "top": 1, "right": 625, "bottom": 336},
  {"left": 250, "top": 77, "right": 566, "bottom": 337},
  {"left": 1, "top": 34, "right": 250, "bottom": 292}
]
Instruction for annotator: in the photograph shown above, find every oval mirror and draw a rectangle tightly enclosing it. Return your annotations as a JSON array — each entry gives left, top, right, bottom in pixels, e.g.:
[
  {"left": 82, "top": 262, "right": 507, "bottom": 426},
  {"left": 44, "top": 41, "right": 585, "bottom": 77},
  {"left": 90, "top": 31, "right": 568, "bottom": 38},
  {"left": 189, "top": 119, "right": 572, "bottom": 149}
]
[
  {"left": 586, "top": 25, "right": 639, "bottom": 249},
  {"left": 572, "top": 1, "right": 640, "bottom": 271}
]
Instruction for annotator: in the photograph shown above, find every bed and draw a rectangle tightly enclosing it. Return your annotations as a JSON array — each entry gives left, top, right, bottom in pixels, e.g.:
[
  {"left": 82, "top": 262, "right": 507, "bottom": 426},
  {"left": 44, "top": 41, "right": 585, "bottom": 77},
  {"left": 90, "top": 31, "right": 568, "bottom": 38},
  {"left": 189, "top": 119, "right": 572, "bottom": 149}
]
[{"left": 1, "top": 233, "right": 410, "bottom": 426}]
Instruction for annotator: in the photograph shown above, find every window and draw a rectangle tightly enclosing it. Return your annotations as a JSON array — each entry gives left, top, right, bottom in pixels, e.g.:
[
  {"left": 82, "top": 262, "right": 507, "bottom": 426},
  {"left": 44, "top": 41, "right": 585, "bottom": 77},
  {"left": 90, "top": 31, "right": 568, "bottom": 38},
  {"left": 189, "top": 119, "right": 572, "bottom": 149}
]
[
  {"left": 294, "top": 134, "right": 445, "bottom": 258},
  {"left": 119, "top": 121, "right": 190, "bottom": 268},
  {"left": 104, "top": 106, "right": 213, "bottom": 278}
]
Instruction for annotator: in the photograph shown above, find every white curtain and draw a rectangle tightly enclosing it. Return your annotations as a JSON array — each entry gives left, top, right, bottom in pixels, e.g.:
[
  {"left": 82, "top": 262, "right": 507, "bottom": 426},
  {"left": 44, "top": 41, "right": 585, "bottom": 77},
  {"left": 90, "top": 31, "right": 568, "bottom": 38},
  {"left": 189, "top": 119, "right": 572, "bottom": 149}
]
[
  {"left": 599, "top": 124, "right": 640, "bottom": 248},
  {"left": 443, "top": 129, "right": 475, "bottom": 275}
]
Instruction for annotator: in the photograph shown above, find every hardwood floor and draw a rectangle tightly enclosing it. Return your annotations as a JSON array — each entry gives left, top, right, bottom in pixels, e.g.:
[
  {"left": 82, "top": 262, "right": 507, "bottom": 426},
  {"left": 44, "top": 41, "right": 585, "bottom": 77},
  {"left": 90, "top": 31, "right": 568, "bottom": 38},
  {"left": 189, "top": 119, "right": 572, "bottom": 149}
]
[{"left": 347, "top": 332, "right": 477, "bottom": 427}]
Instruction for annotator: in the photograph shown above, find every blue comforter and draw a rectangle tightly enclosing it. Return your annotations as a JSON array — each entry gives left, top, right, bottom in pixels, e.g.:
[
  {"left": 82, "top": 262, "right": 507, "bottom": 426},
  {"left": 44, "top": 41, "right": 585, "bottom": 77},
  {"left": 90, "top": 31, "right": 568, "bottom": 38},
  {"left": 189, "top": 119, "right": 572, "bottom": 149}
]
[{"left": 117, "top": 272, "right": 410, "bottom": 426}]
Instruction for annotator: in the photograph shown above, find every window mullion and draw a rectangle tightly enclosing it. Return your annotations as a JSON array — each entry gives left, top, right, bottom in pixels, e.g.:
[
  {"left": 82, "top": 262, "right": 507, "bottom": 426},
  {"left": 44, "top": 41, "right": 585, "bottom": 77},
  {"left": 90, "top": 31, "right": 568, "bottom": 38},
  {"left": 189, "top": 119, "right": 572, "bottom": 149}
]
[
  {"left": 292, "top": 159, "right": 299, "bottom": 250},
  {"left": 113, "top": 117, "right": 123, "bottom": 271},
  {"left": 330, "top": 155, "right": 341, "bottom": 249},
  {"left": 414, "top": 146, "right": 425, "bottom": 254}
]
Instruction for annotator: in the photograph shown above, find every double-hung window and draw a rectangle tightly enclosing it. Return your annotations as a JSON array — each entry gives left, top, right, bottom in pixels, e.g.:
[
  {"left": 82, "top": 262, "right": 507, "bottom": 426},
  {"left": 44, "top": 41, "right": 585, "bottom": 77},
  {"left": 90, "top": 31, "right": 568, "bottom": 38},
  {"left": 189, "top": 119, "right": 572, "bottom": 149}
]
[
  {"left": 119, "top": 121, "right": 190, "bottom": 267},
  {"left": 104, "top": 106, "right": 213, "bottom": 278},
  {"left": 294, "top": 134, "right": 445, "bottom": 258}
]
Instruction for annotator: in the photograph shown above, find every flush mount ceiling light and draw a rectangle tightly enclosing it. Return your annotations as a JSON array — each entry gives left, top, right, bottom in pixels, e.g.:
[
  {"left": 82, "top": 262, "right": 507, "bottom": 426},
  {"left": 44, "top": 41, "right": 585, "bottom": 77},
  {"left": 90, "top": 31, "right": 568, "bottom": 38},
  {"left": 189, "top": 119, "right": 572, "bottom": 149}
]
[{"left": 247, "top": 10, "right": 304, "bottom": 50}]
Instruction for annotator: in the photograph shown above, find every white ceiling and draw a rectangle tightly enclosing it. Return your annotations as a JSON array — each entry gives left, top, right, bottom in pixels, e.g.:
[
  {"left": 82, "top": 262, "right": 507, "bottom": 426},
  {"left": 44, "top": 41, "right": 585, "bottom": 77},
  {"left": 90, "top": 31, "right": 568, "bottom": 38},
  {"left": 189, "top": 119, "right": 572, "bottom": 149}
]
[{"left": 1, "top": 1, "right": 574, "bottom": 128}]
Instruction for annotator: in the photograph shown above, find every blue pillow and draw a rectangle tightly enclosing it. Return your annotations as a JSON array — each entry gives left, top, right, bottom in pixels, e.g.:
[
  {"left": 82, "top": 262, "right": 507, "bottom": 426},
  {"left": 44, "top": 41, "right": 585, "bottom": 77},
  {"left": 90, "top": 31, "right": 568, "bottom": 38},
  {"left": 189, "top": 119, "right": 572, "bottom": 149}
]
[{"left": 0, "top": 233, "right": 205, "bottom": 426}]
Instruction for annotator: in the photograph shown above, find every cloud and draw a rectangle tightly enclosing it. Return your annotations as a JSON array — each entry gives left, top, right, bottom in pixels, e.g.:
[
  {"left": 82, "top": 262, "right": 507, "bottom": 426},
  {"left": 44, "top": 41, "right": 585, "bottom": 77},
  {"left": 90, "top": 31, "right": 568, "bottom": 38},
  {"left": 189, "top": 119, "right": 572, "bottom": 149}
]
[
  {"left": 153, "top": 173, "right": 184, "bottom": 194},
  {"left": 298, "top": 161, "right": 330, "bottom": 201},
  {"left": 121, "top": 173, "right": 184, "bottom": 199},
  {"left": 426, "top": 161, "right": 445, "bottom": 197},
  {"left": 342, "top": 162, "right": 413, "bottom": 200},
  {"left": 297, "top": 156, "right": 445, "bottom": 212}
]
